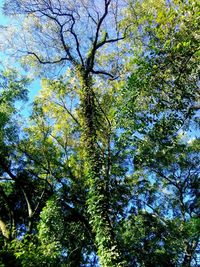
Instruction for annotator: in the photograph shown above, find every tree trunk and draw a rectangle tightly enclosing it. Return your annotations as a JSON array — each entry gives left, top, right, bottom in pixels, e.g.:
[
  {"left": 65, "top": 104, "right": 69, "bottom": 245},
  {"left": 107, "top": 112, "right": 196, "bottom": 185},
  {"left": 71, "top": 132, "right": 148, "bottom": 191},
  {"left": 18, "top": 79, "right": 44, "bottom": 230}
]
[
  {"left": 80, "top": 73, "right": 126, "bottom": 267},
  {"left": 0, "top": 218, "right": 10, "bottom": 240}
]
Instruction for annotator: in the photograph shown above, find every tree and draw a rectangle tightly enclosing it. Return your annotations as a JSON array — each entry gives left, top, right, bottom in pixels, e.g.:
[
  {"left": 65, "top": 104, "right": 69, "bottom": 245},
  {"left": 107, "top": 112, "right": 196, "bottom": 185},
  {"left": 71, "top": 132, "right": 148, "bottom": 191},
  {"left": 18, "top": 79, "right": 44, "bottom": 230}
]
[
  {"left": 0, "top": 68, "right": 31, "bottom": 266},
  {"left": 118, "top": 0, "right": 200, "bottom": 265},
  {"left": 2, "top": 0, "right": 130, "bottom": 266}
]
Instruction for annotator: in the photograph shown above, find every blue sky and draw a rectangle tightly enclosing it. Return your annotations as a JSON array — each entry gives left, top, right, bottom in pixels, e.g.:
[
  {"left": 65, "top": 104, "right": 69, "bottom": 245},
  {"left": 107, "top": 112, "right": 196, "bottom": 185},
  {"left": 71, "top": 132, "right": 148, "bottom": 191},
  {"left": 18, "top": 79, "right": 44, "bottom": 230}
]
[{"left": 0, "top": 0, "right": 7, "bottom": 25}]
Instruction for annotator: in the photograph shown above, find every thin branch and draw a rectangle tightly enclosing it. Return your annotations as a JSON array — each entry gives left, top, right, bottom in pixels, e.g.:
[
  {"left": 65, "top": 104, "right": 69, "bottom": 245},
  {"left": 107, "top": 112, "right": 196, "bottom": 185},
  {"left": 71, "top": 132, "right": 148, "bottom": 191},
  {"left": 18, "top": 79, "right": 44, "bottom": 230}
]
[
  {"left": 32, "top": 189, "right": 46, "bottom": 216},
  {"left": 69, "top": 16, "right": 84, "bottom": 66},
  {"left": 95, "top": 35, "right": 126, "bottom": 51},
  {"left": 26, "top": 51, "right": 70, "bottom": 64},
  {"left": 91, "top": 69, "right": 116, "bottom": 79},
  {"left": 21, "top": 187, "right": 33, "bottom": 218},
  {"left": 86, "top": 0, "right": 112, "bottom": 73},
  {"left": 27, "top": 6, "right": 80, "bottom": 66},
  {"left": 53, "top": 98, "right": 80, "bottom": 125}
]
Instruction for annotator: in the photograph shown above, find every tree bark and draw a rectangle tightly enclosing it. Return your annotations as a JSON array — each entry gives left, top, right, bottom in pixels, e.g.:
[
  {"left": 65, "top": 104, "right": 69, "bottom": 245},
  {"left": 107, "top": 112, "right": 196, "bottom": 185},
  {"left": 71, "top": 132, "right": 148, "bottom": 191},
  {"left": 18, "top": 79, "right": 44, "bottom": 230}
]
[{"left": 0, "top": 218, "right": 10, "bottom": 240}]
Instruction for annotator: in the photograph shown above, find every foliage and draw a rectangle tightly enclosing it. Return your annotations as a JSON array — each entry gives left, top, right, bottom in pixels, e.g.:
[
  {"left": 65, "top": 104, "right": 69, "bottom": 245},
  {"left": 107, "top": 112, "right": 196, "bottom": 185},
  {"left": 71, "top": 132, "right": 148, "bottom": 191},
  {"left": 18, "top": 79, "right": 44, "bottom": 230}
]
[{"left": 0, "top": 0, "right": 199, "bottom": 266}]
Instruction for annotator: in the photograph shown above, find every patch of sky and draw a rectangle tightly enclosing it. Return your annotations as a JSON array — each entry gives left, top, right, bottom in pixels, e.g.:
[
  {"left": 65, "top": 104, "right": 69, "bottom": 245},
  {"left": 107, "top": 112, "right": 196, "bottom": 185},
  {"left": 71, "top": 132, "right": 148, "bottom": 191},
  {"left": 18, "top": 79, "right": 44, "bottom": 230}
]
[{"left": 0, "top": 0, "right": 8, "bottom": 25}]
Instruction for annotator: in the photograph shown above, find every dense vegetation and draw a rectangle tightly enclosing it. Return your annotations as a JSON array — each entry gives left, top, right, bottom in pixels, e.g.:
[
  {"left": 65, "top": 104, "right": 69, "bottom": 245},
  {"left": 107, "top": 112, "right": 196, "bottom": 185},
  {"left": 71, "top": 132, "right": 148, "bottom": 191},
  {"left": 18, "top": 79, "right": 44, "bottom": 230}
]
[{"left": 0, "top": 0, "right": 199, "bottom": 266}]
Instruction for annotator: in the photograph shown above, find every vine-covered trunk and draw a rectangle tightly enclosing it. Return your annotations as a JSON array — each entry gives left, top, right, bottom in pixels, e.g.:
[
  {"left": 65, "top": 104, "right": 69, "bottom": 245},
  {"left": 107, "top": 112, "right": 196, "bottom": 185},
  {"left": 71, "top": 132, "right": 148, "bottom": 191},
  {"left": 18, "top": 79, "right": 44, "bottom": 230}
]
[{"left": 80, "top": 74, "right": 126, "bottom": 267}]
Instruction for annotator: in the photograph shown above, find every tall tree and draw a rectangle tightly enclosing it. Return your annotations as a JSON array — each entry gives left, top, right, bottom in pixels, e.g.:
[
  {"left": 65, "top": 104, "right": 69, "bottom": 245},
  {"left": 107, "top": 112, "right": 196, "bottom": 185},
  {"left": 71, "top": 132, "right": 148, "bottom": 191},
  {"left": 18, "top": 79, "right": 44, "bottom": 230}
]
[
  {"left": 2, "top": 0, "right": 129, "bottom": 266},
  {"left": 118, "top": 0, "right": 200, "bottom": 265}
]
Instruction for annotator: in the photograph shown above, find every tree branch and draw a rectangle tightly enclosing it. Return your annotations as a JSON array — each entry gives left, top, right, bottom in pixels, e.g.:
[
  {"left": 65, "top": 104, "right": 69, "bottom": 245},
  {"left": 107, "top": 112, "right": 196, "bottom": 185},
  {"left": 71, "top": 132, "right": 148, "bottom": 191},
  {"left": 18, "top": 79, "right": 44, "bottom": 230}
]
[
  {"left": 53, "top": 98, "right": 80, "bottom": 125},
  {"left": 26, "top": 51, "right": 70, "bottom": 64},
  {"left": 91, "top": 69, "right": 118, "bottom": 80},
  {"left": 86, "top": 0, "right": 112, "bottom": 73}
]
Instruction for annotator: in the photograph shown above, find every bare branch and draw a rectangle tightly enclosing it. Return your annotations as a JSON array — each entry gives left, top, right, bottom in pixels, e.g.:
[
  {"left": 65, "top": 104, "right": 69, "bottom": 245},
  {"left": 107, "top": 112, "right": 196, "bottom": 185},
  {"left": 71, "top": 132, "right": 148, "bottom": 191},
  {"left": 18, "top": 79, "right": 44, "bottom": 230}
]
[
  {"left": 26, "top": 51, "right": 69, "bottom": 64},
  {"left": 96, "top": 35, "right": 126, "bottom": 50},
  {"left": 86, "top": 0, "right": 112, "bottom": 73},
  {"left": 69, "top": 15, "right": 84, "bottom": 66},
  {"left": 91, "top": 69, "right": 119, "bottom": 80}
]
